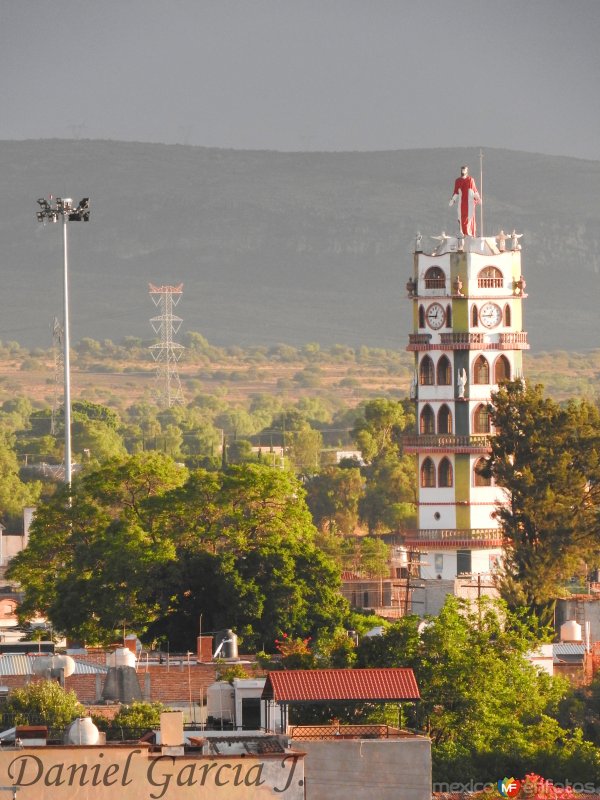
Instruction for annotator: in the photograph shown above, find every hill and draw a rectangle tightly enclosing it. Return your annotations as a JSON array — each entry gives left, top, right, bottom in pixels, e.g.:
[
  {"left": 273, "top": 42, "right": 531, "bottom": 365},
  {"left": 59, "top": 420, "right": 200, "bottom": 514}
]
[{"left": 0, "top": 141, "right": 598, "bottom": 352}]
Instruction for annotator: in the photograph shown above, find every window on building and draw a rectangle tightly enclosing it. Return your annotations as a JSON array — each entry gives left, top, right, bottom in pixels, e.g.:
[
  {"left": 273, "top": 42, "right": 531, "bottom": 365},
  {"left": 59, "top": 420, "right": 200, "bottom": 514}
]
[
  {"left": 494, "top": 355, "right": 511, "bottom": 383},
  {"left": 419, "top": 355, "right": 435, "bottom": 385},
  {"left": 504, "top": 304, "right": 511, "bottom": 326},
  {"left": 478, "top": 266, "right": 503, "bottom": 289},
  {"left": 434, "top": 554, "right": 444, "bottom": 574},
  {"left": 437, "top": 355, "right": 451, "bottom": 385},
  {"left": 473, "top": 355, "right": 490, "bottom": 384},
  {"left": 457, "top": 550, "right": 472, "bottom": 575},
  {"left": 424, "top": 266, "right": 446, "bottom": 289},
  {"left": 438, "top": 457, "right": 453, "bottom": 487},
  {"left": 438, "top": 404, "right": 452, "bottom": 434},
  {"left": 421, "top": 458, "right": 436, "bottom": 487},
  {"left": 471, "top": 304, "right": 479, "bottom": 327},
  {"left": 418, "top": 305, "right": 425, "bottom": 328},
  {"left": 446, "top": 304, "right": 452, "bottom": 327},
  {"left": 474, "top": 457, "right": 492, "bottom": 486},
  {"left": 473, "top": 404, "right": 492, "bottom": 433},
  {"left": 420, "top": 405, "right": 435, "bottom": 434}
]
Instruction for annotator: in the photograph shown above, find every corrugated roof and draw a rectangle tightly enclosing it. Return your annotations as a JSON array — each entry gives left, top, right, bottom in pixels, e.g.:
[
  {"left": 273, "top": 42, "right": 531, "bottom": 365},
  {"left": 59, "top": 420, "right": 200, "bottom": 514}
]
[
  {"left": 553, "top": 643, "right": 585, "bottom": 655},
  {"left": 261, "top": 668, "right": 420, "bottom": 703},
  {"left": 0, "top": 655, "right": 108, "bottom": 676}
]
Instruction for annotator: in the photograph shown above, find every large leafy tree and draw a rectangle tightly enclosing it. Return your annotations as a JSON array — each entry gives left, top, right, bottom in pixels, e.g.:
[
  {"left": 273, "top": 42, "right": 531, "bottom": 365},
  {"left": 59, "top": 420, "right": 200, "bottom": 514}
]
[
  {"left": 9, "top": 455, "right": 347, "bottom": 648},
  {"left": 5, "top": 680, "right": 84, "bottom": 729},
  {"left": 351, "top": 399, "right": 416, "bottom": 532},
  {"left": 486, "top": 380, "right": 600, "bottom": 617},
  {"left": 7, "top": 452, "right": 187, "bottom": 642},
  {"left": 357, "top": 597, "right": 600, "bottom": 783},
  {"left": 147, "top": 463, "right": 348, "bottom": 650},
  {"left": 305, "top": 465, "right": 364, "bottom": 534},
  {"left": 0, "top": 429, "right": 41, "bottom": 524}
]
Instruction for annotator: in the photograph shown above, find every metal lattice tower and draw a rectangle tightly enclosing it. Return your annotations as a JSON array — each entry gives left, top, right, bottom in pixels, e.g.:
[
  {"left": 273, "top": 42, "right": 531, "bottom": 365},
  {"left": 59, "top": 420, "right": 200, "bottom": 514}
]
[
  {"left": 50, "top": 316, "right": 64, "bottom": 437},
  {"left": 149, "top": 283, "right": 185, "bottom": 407}
]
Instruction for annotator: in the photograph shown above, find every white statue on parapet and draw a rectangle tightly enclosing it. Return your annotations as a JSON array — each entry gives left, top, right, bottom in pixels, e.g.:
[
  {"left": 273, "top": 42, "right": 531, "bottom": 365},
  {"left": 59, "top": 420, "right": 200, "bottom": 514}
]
[
  {"left": 457, "top": 368, "right": 467, "bottom": 399},
  {"left": 510, "top": 230, "right": 523, "bottom": 250}
]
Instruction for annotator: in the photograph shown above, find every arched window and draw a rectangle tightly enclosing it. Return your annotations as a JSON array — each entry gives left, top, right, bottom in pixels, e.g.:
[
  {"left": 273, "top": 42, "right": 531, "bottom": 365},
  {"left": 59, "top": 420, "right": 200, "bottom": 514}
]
[
  {"left": 471, "top": 304, "right": 479, "bottom": 327},
  {"left": 438, "top": 457, "right": 453, "bottom": 487},
  {"left": 419, "top": 355, "right": 434, "bottom": 385},
  {"left": 494, "top": 355, "right": 511, "bottom": 383},
  {"left": 504, "top": 304, "right": 511, "bottom": 326},
  {"left": 421, "top": 457, "right": 436, "bottom": 487},
  {"left": 478, "top": 266, "right": 503, "bottom": 289},
  {"left": 473, "top": 355, "right": 490, "bottom": 384},
  {"left": 437, "top": 355, "right": 452, "bottom": 385},
  {"left": 418, "top": 305, "right": 425, "bottom": 328},
  {"left": 473, "top": 403, "right": 492, "bottom": 434},
  {"left": 438, "top": 404, "right": 452, "bottom": 434},
  {"left": 420, "top": 405, "right": 435, "bottom": 434},
  {"left": 474, "top": 457, "right": 491, "bottom": 486},
  {"left": 424, "top": 266, "right": 445, "bottom": 289},
  {"left": 446, "top": 304, "right": 452, "bottom": 327}
]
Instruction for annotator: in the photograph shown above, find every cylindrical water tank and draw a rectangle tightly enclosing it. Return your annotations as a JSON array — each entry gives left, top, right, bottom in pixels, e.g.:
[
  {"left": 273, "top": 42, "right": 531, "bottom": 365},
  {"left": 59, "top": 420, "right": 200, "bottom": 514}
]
[
  {"left": 113, "top": 647, "right": 136, "bottom": 668},
  {"left": 31, "top": 655, "right": 75, "bottom": 677},
  {"left": 67, "top": 717, "right": 100, "bottom": 745},
  {"left": 206, "top": 681, "right": 235, "bottom": 723},
  {"left": 214, "top": 629, "right": 238, "bottom": 660},
  {"left": 560, "top": 620, "right": 582, "bottom": 642}
]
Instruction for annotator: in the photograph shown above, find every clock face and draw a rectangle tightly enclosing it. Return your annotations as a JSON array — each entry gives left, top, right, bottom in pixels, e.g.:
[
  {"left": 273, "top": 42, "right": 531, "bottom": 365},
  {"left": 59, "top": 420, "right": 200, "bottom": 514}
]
[
  {"left": 426, "top": 303, "right": 445, "bottom": 330},
  {"left": 479, "top": 302, "right": 502, "bottom": 328}
]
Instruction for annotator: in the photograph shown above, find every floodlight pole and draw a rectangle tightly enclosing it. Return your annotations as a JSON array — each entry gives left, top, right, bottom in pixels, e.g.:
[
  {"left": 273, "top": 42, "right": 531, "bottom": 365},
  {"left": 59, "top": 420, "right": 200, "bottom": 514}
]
[
  {"left": 61, "top": 213, "right": 72, "bottom": 486},
  {"left": 36, "top": 196, "right": 90, "bottom": 486}
]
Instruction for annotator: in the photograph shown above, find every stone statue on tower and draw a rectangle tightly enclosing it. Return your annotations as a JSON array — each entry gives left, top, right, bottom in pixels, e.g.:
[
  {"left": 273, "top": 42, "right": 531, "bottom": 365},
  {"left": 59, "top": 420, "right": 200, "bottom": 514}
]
[{"left": 449, "top": 165, "right": 481, "bottom": 237}]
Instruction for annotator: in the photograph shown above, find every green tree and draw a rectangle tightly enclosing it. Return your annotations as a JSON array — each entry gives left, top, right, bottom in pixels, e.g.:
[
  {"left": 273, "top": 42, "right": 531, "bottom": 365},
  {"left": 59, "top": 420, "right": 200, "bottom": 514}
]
[
  {"left": 146, "top": 464, "right": 348, "bottom": 650},
  {"left": 10, "top": 458, "right": 347, "bottom": 649},
  {"left": 350, "top": 399, "right": 416, "bottom": 533},
  {"left": 306, "top": 465, "right": 364, "bottom": 534},
  {"left": 0, "top": 430, "right": 41, "bottom": 524},
  {"left": 8, "top": 452, "right": 187, "bottom": 642},
  {"left": 352, "top": 398, "right": 409, "bottom": 462},
  {"left": 287, "top": 424, "right": 323, "bottom": 475},
  {"left": 109, "top": 701, "right": 165, "bottom": 737},
  {"left": 487, "top": 380, "right": 600, "bottom": 618},
  {"left": 5, "top": 680, "right": 84, "bottom": 728},
  {"left": 357, "top": 596, "right": 599, "bottom": 783}
]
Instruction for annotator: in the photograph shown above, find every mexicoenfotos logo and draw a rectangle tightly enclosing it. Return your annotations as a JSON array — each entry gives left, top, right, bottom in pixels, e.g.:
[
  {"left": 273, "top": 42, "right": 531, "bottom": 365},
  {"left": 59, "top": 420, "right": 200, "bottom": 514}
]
[{"left": 498, "top": 777, "right": 522, "bottom": 798}]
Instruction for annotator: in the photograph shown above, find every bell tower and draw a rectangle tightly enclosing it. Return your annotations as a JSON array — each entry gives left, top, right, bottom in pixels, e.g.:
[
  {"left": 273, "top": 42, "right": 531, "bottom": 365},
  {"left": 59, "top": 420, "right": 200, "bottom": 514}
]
[{"left": 404, "top": 228, "right": 528, "bottom": 580}]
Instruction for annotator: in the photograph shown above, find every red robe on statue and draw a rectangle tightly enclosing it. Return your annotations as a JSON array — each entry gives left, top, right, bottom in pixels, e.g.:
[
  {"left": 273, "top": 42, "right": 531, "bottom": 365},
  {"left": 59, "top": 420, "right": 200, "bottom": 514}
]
[{"left": 451, "top": 175, "right": 480, "bottom": 236}]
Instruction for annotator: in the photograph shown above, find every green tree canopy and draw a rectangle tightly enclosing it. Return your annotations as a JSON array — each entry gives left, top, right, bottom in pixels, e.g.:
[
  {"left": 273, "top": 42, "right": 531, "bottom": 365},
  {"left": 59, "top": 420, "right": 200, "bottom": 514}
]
[
  {"left": 357, "top": 596, "right": 600, "bottom": 783},
  {"left": 5, "top": 680, "right": 84, "bottom": 729},
  {"left": 487, "top": 380, "right": 600, "bottom": 617},
  {"left": 9, "top": 456, "right": 347, "bottom": 649}
]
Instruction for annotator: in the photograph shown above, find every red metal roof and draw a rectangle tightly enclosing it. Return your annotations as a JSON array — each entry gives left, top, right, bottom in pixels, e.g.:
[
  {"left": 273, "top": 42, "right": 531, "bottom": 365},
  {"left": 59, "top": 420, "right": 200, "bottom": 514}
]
[{"left": 261, "top": 668, "right": 420, "bottom": 703}]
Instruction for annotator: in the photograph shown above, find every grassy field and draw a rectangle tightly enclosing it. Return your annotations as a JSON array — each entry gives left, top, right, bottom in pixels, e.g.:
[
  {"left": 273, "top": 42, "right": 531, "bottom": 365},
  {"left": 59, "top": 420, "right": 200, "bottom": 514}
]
[{"left": 1, "top": 342, "right": 599, "bottom": 415}]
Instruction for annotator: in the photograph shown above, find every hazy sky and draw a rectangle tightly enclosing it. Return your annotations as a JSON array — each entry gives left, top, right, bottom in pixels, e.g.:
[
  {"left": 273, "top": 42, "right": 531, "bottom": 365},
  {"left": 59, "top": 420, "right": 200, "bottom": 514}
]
[{"left": 1, "top": 0, "right": 599, "bottom": 160}]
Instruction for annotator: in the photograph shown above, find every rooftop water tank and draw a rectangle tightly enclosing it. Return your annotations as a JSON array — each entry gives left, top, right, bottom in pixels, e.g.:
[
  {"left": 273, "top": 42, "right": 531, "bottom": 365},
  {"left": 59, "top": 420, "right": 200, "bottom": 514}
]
[
  {"left": 67, "top": 717, "right": 100, "bottom": 745},
  {"left": 560, "top": 620, "right": 582, "bottom": 643},
  {"left": 31, "top": 655, "right": 75, "bottom": 677},
  {"left": 114, "top": 647, "right": 137, "bottom": 667},
  {"left": 206, "top": 681, "right": 235, "bottom": 725},
  {"left": 213, "top": 629, "right": 238, "bottom": 660}
]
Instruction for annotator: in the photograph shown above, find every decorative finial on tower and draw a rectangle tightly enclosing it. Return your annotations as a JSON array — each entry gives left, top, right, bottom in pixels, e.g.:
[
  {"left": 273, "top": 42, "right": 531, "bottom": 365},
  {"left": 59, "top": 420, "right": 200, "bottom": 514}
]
[
  {"left": 510, "top": 230, "right": 523, "bottom": 250},
  {"left": 496, "top": 230, "right": 507, "bottom": 252}
]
